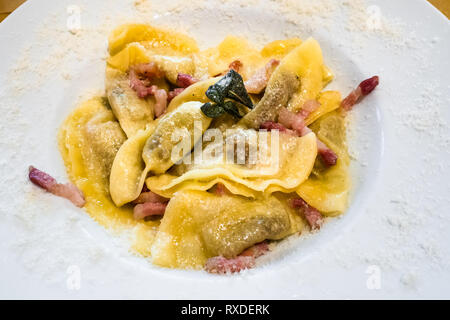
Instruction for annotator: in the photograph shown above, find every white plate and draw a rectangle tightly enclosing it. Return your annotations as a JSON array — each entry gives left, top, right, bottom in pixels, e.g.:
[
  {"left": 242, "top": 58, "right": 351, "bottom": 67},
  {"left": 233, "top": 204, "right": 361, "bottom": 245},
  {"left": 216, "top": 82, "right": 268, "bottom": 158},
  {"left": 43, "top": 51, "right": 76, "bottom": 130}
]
[{"left": 0, "top": 0, "right": 449, "bottom": 299}]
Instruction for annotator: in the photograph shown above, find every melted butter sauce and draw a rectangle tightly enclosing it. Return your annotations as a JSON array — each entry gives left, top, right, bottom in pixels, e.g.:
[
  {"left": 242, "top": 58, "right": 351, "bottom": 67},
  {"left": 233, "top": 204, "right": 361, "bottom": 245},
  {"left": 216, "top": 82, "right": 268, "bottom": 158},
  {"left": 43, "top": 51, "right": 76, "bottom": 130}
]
[{"left": 58, "top": 97, "right": 159, "bottom": 257}]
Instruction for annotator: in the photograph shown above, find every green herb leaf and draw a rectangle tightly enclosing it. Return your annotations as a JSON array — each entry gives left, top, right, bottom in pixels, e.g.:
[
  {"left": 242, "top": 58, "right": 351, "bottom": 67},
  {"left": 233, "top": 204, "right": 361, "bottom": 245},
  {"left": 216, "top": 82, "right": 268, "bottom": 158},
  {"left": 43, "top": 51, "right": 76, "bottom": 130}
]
[
  {"left": 206, "top": 70, "right": 253, "bottom": 108},
  {"left": 222, "top": 101, "right": 242, "bottom": 119},
  {"left": 224, "top": 70, "right": 253, "bottom": 108},
  {"left": 200, "top": 102, "right": 226, "bottom": 118},
  {"left": 205, "top": 84, "right": 224, "bottom": 104},
  {"left": 201, "top": 70, "right": 254, "bottom": 119}
]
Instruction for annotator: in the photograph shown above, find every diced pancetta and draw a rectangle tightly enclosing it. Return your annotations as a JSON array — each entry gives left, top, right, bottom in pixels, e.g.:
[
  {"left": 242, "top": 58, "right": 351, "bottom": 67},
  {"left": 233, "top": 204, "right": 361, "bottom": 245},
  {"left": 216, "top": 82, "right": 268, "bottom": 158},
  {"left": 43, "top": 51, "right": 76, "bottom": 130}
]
[
  {"left": 264, "top": 104, "right": 338, "bottom": 167},
  {"left": 278, "top": 100, "right": 320, "bottom": 134},
  {"left": 28, "top": 166, "right": 86, "bottom": 208},
  {"left": 133, "top": 191, "right": 168, "bottom": 204},
  {"left": 244, "top": 59, "right": 280, "bottom": 94},
  {"left": 129, "top": 63, "right": 165, "bottom": 98},
  {"left": 278, "top": 107, "right": 296, "bottom": 129},
  {"left": 300, "top": 126, "right": 338, "bottom": 166},
  {"left": 239, "top": 242, "right": 269, "bottom": 258},
  {"left": 212, "top": 183, "right": 229, "bottom": 196},
  {"left": 299, "top": 100, "right": 321, "bottom": 118},
  {"left": 341, "top": 76, "right": 379, "bottom": 111},
  {"left": 152, "top": 86, "right": 168, "bottom": 117},
  {"left": 205, "top": 242, "right": 269, "bottom": 274},
  {"left": 227, "top": 60, "right": 243, "bottom": 73},
  {"left": 176, "top": 73, "right": 198, "bottom": 88},
  {"left": 260, "top": 121, "right": 294, "bottom": 134},
  {"left": 290, "top": 197, "right": 323, "bottom": 230},
  {"left": 132, "top": 62, "right": 164, "bottom": 78},
  {"left": 133, "top": 202, "right": 167, "bottom": 220},
  {"left": 168, "top": 88, "right": 185, "bottom": 101},
  {"left": 129, "top": 68, "right": 153, "bottom": 98},
  {"left": 217, "top": 60, "right": 244, "bottom": 76},
  {"left": 128, "top": 63, "right": 169, "bottom": 112},
  {"left": 316, "top": 143, "right": 338, "bottom": 166},
  {"left": 205, "top": 255, "right": 255, "bottom": 274}
]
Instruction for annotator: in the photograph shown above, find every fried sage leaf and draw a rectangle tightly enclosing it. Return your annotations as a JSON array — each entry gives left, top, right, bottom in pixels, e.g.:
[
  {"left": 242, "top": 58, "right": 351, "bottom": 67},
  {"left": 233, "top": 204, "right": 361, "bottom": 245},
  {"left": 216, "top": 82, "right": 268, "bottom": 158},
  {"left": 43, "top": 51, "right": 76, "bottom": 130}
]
[
  {"left": 206, "top": 70, "right": 253, "bottom": 108},
  {"left": 201, "top": 70, "right": 252, "bottom": 119},
  {"left": 200, "top": 102, "right": 226, "bottom": 118},
  {"left": 222, "top": 100, "right": 243, "bottom": 119}
]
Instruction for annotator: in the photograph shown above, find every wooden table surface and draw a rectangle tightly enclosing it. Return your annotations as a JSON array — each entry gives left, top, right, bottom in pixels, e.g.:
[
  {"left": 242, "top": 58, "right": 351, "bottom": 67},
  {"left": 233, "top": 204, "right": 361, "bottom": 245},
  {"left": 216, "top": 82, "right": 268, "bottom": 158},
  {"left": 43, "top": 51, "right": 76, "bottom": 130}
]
[{"left": 1, "top": 0, "right": 449, "bottom": 23}]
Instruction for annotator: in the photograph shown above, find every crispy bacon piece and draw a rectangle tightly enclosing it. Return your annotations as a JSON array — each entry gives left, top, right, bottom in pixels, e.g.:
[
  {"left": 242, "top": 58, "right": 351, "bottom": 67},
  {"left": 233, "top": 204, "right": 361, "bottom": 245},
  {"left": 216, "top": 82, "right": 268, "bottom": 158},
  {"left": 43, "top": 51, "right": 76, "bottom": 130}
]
[
  {"left": 129, "top": 63, "right": 164, "bottom": 98},
  {"left": 299, "top": 100, "right": 321, "bottom": 118},
  {"left": 168, "top": 88, "right": 185, "bottom": 101},
  {"left": 176, "top": 73, "right": 198, "bottom": 88},
  {"left": 133, "top": 202, "right": 167, "bottom": 220},
  {"left": 341, "top": 76, "right": 379, "bottom": 111},
  {"left": 129, "top": 63, "right": 167, "bottom": 103},
  {"left": 167, "top": 73, "right": 197, "bottom": 102},
  {"left": 205, "top": 256, "right": 255, "bottom": 274},
  {"left": 260, "top": 121, "right": 293, "bottom": 134},
  {"left": 28, "top": 166, "right": 85, "bottom": 208},
  {"left": 264, "top": 104, "right": 338, "bottom": 167},
  {"left": 132, "top": 191, "right": 168, "bottom": 204},
  {"left": 205, "top": 242, "right": 270, "bottom": 274},
  {"left": 317, "top": 145, "right": 338, "bottom": 166},
  {"left": 228, "top": 60, "right": 243, "bottom": 73},
  {"left": 277, "top": 108, "right": 295, "bottom": 128},
  {"left": 300, "top": 126, "right": 338, "bottom": 166},
  {"left": 212, "top": 183, "right": 230, "bottom": 196},
  {"left": 291, "top": 198, "right": 323, "bottom": 230},
  {"left": 278, "top": 100, "right": 320, "bottom": 134},
  {"left": 132, "top": 62, "right": 164, "bottom": 78},
  {"left": 239, "top": 242, "right": 269, "bottom": 258},
  {"left": 133, "top": 189, "right": 168, "bottom": 220},
  {"left": 340, "top": 87, "right": 361, "bottom": 111},
  {"left": 244, "top": 59, "right": 280, "bottom": 94},
  {"left": 129, "top": 68, "right": 153, "bottom": 98},
  {"left": 218, "top": 60, "right": 244, "bottom": 76},
  {"left": 152, "top": 86, "right": 168, "bottom": 117}
]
